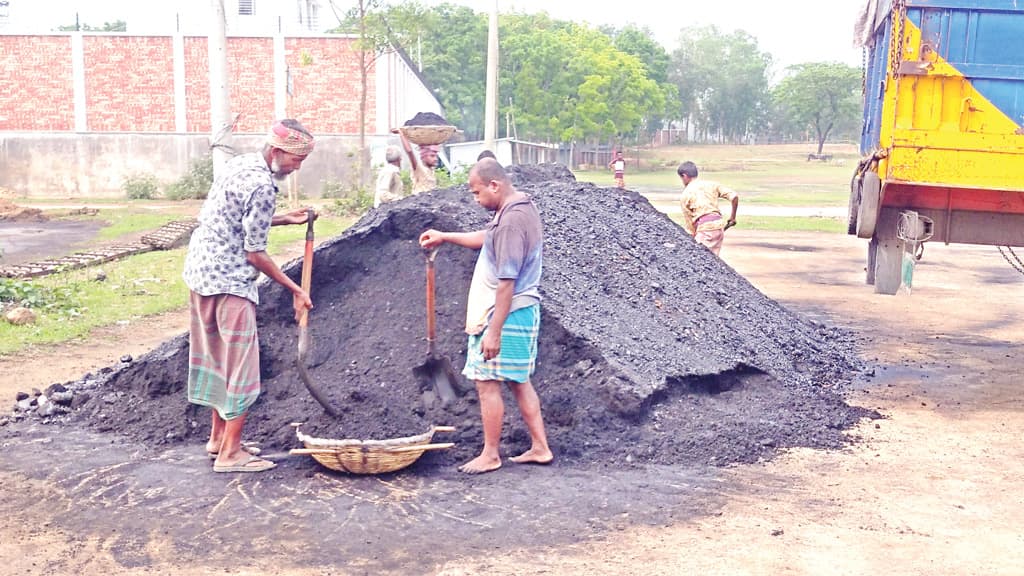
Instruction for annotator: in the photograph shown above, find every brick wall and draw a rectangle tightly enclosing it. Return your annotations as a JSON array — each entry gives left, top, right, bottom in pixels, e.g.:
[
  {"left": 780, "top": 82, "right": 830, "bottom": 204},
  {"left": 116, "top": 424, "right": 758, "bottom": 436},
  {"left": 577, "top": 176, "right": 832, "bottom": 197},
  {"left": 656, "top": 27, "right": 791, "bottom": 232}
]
[
  {"left": 0, "top": 34, "right": 378, "bottom": 135},
  {"left": 184, "top": 36, "right": 276, "bottom": 134},
  {"left": 285, "top": 37, "right": 375, "bottom": 134},
  {"left": 0, "top": 36, "right": 74, "bottom": 131},
  {"left": 84, "top": 36, "right": 176, "bottom": 132}
]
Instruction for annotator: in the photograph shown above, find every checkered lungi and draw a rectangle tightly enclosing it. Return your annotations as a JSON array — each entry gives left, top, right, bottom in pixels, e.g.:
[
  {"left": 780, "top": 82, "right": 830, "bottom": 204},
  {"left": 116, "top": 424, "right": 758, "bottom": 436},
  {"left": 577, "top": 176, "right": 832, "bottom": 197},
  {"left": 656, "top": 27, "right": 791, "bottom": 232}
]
[
  {"left": 462, "top": 304, "right": 540, "bottom": 384},
  {"left": 187, "top": 291, "right": 261, "bottom": 420}
]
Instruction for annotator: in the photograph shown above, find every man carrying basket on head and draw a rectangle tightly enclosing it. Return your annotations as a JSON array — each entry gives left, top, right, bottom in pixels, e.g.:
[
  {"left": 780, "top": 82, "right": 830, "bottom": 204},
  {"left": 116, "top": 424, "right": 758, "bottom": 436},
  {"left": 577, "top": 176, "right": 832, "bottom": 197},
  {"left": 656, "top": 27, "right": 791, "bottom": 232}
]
[{"left": 393, "top": 127, "right": 441, "bottom": 194}]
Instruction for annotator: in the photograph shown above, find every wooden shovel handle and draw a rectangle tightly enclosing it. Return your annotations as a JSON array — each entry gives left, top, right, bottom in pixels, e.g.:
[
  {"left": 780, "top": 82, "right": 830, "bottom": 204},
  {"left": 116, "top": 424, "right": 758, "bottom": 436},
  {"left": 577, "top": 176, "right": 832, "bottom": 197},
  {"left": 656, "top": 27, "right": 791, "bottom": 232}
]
[
  {"left": 425, "top": 248, "right": 437, "bottom": 343},
  {"left": 298, "top": 207, "right": 315, "bottom": 328}
]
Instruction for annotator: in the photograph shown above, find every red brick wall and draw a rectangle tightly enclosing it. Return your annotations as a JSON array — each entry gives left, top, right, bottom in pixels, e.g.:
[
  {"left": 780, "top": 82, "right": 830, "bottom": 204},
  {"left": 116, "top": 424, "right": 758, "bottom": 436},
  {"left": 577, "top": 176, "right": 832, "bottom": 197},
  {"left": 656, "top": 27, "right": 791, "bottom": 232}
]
[
  {"left": 0, "top": 36, "right": 74, "bottom": 131},
  {"left": 184, "top": 37, "right": 276, "bottom": 134},
  {"left": 1, "top": 34, "right": 377, "bottom": 135},
  {"left": 84, "top": 36, "right": 176, "bottom": 132},
  {"left": 285, "top": 37, "right": 375, "bottom": 135}
]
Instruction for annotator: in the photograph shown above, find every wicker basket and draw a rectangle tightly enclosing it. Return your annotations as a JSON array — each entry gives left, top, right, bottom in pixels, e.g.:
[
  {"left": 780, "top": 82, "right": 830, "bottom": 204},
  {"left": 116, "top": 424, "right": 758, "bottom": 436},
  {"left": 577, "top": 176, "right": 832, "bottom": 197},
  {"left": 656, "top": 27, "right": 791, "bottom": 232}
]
[
  {"left": 401, "top": 125, "right": 457, "bottom": 146},
  {"left": 290, "top": 424, "right": 455, "bottom": 474}
]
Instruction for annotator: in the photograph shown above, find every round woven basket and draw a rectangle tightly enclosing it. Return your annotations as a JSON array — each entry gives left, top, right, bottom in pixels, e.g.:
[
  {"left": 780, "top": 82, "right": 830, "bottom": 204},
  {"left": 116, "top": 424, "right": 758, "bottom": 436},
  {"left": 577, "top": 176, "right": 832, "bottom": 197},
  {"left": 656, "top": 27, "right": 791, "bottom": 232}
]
[
  {"left": 402, "top": 125, "right": 457, "bottom": 146},
  {"left": 291, "top": 424, "right": 455, "bottom": 475}
]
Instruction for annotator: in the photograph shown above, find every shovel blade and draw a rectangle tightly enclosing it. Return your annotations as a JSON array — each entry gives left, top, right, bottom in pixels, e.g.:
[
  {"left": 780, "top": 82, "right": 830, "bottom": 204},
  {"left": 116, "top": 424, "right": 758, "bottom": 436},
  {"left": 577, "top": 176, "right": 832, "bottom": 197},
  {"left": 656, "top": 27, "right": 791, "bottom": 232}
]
[{"left": 413, "top": 356, "right": 463, "bottom": 406}]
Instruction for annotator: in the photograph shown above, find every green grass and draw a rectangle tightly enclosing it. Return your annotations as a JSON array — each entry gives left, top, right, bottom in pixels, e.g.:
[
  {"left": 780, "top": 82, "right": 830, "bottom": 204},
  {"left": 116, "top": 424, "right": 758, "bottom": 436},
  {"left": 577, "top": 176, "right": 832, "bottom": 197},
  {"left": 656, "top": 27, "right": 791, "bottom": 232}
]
[
  {"left": 668, "top": 213, "right": 847, "bottom": 234},
  {"left": 575, "top": 142, "right": 857, "bottom": 207},
  {"left": 91, "top": 212, "right": 181, "bottom": 240},
  {"left": 0, "top": 214, "right": 355, "bottom": 356}
]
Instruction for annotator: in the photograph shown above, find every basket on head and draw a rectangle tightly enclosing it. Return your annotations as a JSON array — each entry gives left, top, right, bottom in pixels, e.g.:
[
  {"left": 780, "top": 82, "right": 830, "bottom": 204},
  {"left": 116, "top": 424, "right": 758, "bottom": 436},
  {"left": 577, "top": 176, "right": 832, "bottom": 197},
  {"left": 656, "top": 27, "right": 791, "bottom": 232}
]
[
  {"left": 291, "top": 424, "right": 455, "bottom": 475},
  {"left": 402, "top": 125, "right": 457, "bottom": 146}
]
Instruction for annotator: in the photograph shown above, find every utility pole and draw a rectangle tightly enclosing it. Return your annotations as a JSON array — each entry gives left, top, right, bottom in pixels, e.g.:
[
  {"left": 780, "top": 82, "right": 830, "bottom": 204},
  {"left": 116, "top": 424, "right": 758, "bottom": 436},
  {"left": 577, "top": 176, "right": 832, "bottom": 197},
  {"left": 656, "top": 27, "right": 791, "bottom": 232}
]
[
  {"left": 209, "top": 0, "right": 233, "bottom": 179},
  {"left": 483, "top": 0, "right": 498, "bottom": 152}
]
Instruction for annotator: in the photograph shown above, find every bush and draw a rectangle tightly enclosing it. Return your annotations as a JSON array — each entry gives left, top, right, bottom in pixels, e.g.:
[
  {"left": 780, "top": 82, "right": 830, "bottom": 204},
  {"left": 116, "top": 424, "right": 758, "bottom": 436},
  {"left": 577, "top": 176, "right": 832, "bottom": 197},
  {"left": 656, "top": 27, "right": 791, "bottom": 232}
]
[
  {"left": 0, "top": 278, "right": 78, "bottom": 313},
  {"left": 435, "top": 166, "right": 469, "bottom": 189},
  {"left": 122, "top": 173, "right": 161, "bottom": 200},
  {"left": 165, "top": 155, "right": 214, "bottom": 200},
  {"left": 322, "top": 180, "right": 372, "bottom": 216}
]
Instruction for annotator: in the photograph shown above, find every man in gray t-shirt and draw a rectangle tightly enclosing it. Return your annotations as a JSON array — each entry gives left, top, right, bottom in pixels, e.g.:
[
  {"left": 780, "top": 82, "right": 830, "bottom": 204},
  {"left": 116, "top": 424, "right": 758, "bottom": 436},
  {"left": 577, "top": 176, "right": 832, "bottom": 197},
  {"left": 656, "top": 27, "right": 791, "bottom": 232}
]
[{"left": 419, "top": 158, "right": 553, "bottom": 474}]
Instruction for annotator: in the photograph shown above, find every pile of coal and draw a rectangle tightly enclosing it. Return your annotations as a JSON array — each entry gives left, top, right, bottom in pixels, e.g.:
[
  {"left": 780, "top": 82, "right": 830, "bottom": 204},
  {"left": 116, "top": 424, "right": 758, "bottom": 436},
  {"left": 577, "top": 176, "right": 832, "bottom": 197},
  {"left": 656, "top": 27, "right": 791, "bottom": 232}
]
[
  {"left": 16, "top": 165, "right": 874, "bottom": 470},
  {"left": 404, "top": 112, "right": 451, "bottom": 126}
]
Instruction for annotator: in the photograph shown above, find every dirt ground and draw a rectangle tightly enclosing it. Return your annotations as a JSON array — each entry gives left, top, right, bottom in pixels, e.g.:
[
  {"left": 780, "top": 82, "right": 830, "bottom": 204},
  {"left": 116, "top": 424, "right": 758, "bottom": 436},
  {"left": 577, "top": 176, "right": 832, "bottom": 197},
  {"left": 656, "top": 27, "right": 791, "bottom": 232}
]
[{"left": 2, "top": 225, "right": 1023, "bottom": 574}]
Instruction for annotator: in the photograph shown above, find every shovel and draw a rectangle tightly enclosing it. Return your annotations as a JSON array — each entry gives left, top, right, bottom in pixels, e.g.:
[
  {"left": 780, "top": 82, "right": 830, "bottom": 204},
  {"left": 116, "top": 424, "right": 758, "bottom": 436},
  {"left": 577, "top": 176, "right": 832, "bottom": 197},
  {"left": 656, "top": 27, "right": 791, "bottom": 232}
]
[
  {"left": 296, "top": 208, "right": 339, "bottom": 417},
  {"left": 412, "top": 247, "right": 462, "bottom": 406}
]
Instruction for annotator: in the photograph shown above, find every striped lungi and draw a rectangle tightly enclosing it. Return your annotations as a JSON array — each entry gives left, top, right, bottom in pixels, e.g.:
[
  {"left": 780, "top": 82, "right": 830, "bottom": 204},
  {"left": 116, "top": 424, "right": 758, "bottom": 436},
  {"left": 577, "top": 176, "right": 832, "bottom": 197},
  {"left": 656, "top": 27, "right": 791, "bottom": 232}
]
[
  {"left": 462, "top": 304, "right": 541, "bottom": 384},
  {"left": 187, "top": 291, "right": 261, "bottom": 420}
]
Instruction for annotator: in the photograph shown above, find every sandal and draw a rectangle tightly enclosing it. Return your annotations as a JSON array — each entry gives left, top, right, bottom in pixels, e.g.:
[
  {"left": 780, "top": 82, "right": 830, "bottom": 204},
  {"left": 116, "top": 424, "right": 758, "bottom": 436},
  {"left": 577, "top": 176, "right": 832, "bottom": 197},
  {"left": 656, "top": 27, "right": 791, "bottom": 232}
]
[{"left": 213, "top": 454, "right": 276, "bottom": 473}]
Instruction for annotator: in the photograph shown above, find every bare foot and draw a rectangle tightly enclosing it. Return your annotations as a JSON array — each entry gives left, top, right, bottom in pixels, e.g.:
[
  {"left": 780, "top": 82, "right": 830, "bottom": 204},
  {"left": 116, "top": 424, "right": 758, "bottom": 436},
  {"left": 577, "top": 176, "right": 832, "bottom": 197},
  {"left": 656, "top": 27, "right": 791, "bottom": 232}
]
[
  {"left": 457, "top": 454, "right": 502, "bottom": 474},
  {"left": 509, "top": 448, "right": 553, "bottom": 465}
]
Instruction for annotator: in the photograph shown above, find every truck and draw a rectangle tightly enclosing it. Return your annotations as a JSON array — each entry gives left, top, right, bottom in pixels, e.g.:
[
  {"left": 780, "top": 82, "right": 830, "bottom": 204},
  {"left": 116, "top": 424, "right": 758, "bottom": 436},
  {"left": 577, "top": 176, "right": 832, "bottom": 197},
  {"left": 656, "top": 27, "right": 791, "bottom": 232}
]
[{"left": 849, "top": 0, "right": 1024, "bottom": 294}]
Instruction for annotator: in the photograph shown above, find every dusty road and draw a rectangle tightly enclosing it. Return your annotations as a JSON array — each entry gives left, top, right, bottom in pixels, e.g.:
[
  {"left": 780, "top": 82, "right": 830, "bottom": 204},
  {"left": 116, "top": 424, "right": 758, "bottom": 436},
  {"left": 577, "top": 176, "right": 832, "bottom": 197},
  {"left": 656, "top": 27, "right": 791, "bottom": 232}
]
[{"left": 1, "top": 228, "right": 1022, "bottom": 575}]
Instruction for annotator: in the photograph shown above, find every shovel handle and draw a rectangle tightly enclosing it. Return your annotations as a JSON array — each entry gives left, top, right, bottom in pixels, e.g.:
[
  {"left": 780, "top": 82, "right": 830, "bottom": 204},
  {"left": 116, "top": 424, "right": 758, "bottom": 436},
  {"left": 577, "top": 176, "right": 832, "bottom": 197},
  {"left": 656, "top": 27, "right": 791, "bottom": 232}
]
[
  {"left": 298, "top": 208, "right": 315, "bottom": 328},
  {"left": 425, "top": 248, "right": 437, "bottom": 345}
]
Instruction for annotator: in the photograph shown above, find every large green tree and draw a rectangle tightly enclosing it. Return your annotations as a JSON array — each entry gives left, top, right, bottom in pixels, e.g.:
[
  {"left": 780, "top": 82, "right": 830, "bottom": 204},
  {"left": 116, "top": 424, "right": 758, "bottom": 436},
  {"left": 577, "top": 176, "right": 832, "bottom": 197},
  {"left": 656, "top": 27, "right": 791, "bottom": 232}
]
[
  {"left": 669, "top": 26, "right": 772, "bottom": 143},
  {"left": 499, "top": 14, "right": 665, "bottom": 145},
  {"left": 605, "top": 24, "right": 679, "bottom": 135},
  {"left": 772, "top": 62, "right": 861, "bottom": 153}
]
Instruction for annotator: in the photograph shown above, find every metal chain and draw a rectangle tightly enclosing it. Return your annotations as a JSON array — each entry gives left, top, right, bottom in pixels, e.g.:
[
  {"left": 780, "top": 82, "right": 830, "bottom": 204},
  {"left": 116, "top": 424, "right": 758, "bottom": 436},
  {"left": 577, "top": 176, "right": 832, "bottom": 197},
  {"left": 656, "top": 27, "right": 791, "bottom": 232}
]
[
  {"left": 888, "top": 0, "right": 905, "bottom": 74},
  {"left": 998, "top": 247, "right": 1024, "bottom": 275},
  {"left": 893, "top": 0, "right": 906, "bottom": 71}
]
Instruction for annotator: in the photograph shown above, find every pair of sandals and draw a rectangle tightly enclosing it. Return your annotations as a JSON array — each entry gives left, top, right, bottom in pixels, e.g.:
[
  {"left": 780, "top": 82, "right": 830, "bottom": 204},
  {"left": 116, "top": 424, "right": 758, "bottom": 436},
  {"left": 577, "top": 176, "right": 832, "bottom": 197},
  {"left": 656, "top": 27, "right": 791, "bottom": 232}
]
[{"left": 208, "top": 442, "right": 276, "bottom": 473}]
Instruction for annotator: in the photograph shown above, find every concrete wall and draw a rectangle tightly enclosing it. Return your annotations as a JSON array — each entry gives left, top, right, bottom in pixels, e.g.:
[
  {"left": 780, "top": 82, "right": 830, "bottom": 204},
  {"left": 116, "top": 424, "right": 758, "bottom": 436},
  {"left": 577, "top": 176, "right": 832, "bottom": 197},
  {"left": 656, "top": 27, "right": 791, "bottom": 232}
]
[{"left": 0, "top": 132, "right": 400, "bottom": 199}]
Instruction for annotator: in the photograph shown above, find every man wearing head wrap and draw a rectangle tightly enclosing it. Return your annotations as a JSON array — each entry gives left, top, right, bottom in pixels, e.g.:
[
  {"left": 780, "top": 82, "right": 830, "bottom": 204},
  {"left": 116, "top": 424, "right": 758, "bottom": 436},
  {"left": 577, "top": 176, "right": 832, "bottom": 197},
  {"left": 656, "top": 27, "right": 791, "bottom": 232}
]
[
  {"left": 393, "top": 128, "right": 439, "bottom": 194},
  {"left": 182, "top": 118, "right": 317, "bottom": 473}
]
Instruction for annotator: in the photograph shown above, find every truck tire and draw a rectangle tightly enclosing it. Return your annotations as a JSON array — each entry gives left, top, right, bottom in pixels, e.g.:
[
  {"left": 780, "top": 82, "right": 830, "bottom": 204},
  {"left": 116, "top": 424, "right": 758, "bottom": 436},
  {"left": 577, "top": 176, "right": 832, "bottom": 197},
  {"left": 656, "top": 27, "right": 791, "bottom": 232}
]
[
  {"left": 856, "top": 171, "right": 881, "bottom": 239},
  {"left": 847, "top": 175, "right": 860, "bottom": 235}
]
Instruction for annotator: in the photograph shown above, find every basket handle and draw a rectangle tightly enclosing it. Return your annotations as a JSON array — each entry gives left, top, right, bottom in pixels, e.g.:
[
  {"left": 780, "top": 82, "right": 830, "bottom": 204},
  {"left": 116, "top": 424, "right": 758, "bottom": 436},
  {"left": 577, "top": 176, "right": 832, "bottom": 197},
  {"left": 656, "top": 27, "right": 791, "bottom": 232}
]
[
  {"left": 381, "top": 442, "right": 455, "bottom": 453},
  {"left": 290, "top": 443, "right": 456, "bottom": 456}
]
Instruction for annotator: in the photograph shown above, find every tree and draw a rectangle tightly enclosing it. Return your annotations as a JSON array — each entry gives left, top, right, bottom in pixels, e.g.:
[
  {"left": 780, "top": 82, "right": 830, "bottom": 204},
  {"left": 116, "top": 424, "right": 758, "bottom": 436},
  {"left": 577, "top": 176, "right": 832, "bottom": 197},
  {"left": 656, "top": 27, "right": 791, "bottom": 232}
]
[
  {"left": 499, "top": 14, "right": 664, "bottom": 145},
  {"left": 329, "top": 0, "right": 401, "bottom": 186},
  {"left": 772, "top": 62, "right": 861, "bottom": 154},
  {"left": 669, "top": 26, "right": 772, "bottom": 143},
  {"left": 606, "top": 24, "right": 679, "bottom": 136}
]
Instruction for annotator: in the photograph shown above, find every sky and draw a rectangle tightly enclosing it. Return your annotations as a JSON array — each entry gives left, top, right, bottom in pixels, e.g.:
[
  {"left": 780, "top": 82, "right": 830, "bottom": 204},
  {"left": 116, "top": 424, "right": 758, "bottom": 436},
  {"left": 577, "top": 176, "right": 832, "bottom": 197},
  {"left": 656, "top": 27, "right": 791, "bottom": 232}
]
[
  {"left": 6, "top": 0, "right": 868, "bottom": 76},
  {"left": 429, "top": 0, "right": 867, "bottom": 75}
]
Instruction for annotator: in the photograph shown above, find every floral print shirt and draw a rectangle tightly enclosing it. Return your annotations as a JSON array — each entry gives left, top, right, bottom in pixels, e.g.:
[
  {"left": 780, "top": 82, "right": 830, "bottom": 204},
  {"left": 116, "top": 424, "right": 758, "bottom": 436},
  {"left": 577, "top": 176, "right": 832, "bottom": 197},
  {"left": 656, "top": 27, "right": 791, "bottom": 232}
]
[{"left": 183, "top": 152, "right": 278, "bottom": 304}]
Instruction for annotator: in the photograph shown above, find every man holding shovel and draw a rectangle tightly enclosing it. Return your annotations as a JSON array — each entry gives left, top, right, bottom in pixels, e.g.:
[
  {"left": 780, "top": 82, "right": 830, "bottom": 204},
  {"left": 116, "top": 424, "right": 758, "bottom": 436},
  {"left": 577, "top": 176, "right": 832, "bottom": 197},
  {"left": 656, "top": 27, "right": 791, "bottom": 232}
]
[
  {"left": 183, "top": 119, "right": 316, "bottom": 473},
  {"left": 419, "top": 158, "right": 553, "bottom": 474},
  {"left": 677, "top": 160, "right": 740, "bottom": 256}
]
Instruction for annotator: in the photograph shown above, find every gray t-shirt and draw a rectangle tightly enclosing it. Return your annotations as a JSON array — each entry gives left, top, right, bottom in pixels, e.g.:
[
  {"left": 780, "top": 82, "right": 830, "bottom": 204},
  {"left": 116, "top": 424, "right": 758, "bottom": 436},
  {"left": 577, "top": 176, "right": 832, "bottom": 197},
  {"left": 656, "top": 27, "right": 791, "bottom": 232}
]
[{"left": 464, "top": 195, "right": 543, "bottom": 333}]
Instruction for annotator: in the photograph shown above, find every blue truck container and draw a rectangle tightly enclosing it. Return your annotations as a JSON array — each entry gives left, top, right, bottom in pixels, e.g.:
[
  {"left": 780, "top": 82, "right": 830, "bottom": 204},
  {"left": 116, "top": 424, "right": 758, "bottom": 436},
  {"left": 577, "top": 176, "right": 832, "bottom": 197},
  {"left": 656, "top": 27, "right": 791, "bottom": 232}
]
[{"left": 850, "top": 0, "right": 1024, "bottom": 293}]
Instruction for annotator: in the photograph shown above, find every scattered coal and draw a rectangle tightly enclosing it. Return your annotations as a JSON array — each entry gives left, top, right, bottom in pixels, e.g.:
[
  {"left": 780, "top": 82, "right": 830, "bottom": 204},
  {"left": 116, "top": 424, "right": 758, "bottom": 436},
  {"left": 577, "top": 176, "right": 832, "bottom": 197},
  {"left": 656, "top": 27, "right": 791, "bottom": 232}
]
[
  {"left": 404, "top": 112, "right": 451, "bottom": 126},
  {"left": 26, "top": 164, "right": 875, "bottom": 469}
]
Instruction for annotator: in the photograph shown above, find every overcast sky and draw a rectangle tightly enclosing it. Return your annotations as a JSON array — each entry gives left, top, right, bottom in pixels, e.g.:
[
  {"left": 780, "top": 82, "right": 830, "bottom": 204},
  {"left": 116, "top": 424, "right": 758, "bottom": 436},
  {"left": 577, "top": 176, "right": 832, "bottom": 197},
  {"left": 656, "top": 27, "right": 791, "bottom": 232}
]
[
  {"left": 9, "top": 0, "right": 867, "bottom": 75},
  {"left": 426, "top": 0, "right": 866, "bottom": 73}
]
